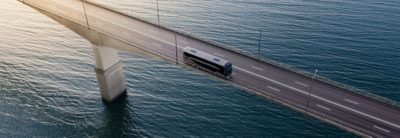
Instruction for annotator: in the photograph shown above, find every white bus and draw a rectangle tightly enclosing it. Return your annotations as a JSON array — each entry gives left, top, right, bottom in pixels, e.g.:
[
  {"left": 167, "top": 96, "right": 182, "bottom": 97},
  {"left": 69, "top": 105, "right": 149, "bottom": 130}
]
[{"left": 183, "top": 47, "right": 232, "bottom": 79}]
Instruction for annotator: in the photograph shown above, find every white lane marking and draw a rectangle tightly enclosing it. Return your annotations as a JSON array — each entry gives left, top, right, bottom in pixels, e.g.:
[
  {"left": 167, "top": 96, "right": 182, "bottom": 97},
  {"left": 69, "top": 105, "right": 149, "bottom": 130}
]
[
  {"left": 72, "top": 9, "right": 399, "bottom": 129},
  {"left": 374, "top": 125, "right": 391, "bottom": 133},
  {"left": 251, "top": 66, "right": 264, "bottom": 71},
  {"left": 43, "top": 3, "right": 400, "bottom": 132},
  {"left": 64, "top": 7, "right": 399, "bottom": 130},
  {"left": 295, "top": 81, "right": 308, "bottom": 87},
  {"left": 233, "top": 66, "right": 400, "bottom": 129},
  {"left": 92, "top": 15, "right": 179, "bottom": 48},
  {"left": 317, "top": 104, "right": 331, "bottom": 111},
  {"left": 267, "top": 86, "right": 280, "bottom": 92},
  {"left": 92, "top": 13, "right": 188, "bottom": 52},
  {"left": 89, "top": 12, "right": 196, "bottom": 52},
  {"left": 345, "top": 99, "right": 360, "bottom": 105},
  {"left": 213, "top": 53, "right": 224, "bottom": 57}
]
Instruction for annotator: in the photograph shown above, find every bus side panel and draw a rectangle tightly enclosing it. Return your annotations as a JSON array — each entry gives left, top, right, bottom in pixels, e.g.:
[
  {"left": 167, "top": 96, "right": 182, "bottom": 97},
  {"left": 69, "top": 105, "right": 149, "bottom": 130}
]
[{"left": 183, "top": 51, "right": 232, "bottom": 80}]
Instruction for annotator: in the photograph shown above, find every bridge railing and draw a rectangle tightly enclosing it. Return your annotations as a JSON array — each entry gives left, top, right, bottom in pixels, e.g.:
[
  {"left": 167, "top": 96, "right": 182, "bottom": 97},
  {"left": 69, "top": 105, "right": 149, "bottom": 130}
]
[
  {"left": 83, "top": 0, "right": 400, "bottom": 110},
  {"left": 27, "top": 0, "right": 398, "bottom": 110}
]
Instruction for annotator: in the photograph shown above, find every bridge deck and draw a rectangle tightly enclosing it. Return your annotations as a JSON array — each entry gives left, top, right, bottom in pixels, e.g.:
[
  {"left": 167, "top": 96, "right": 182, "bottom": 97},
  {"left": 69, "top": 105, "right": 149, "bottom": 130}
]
[{"left": 20, "top": 0, "right": 400, "bottom": 137}]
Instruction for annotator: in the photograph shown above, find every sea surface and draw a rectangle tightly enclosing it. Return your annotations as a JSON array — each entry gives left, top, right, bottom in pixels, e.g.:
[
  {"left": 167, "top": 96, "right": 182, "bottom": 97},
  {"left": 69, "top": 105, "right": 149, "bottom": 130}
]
[{"left": 1, "top": 0, "right": 399, "bottom": 137}]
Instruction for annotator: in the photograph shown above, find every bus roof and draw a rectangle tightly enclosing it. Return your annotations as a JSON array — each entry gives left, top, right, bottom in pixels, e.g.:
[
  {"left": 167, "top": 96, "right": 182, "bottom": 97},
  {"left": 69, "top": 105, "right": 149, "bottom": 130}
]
[{"left": 183, "top": 47, "right": 230, "bottom": 67}]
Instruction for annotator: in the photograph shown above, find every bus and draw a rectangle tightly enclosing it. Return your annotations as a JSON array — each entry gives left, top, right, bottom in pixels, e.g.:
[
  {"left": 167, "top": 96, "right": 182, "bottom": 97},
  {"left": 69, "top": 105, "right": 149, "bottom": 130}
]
[{"left": 183, "top": 47, "right": 233, "bottom": 79}]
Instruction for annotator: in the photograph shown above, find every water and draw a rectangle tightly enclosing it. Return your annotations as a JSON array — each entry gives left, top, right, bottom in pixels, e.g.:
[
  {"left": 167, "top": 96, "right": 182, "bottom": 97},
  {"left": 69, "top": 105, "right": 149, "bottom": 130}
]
[
  {"left": 1, "top": 0, "right": 399, "bottom": 137},
  {"left": 90, "top": 0, "right": 400, "bottom": 101}
]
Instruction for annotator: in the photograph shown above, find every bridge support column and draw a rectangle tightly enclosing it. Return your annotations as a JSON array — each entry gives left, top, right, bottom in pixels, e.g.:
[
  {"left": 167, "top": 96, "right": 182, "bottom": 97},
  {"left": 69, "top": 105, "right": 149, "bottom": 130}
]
[{"left": 92, "top": 45, "right": 127, "bottom": 103}]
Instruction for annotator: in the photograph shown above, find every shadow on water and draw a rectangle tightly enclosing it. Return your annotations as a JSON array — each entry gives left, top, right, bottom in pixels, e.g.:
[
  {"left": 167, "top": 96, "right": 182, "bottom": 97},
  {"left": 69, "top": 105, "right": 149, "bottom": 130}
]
[{"left": 99, "top": 95, "right": 148, "bottom": 137}]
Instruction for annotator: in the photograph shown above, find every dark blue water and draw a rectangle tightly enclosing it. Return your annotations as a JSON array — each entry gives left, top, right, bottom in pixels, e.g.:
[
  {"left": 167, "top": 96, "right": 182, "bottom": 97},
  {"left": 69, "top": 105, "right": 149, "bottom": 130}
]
[
  {"left": 90, "top": 0, "right": 400, "bottom": 100},
  {"left": 101, "top": 0, "right": 400, "bottom": 101},
  {"left": 2, "top": 0, "right": 399, "bottom": 137}
]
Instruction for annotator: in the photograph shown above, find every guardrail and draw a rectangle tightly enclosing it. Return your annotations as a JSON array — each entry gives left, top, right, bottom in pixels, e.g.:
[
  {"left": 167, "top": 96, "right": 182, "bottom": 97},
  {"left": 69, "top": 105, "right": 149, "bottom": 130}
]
[{"left": 82, "top": 0, "right": 400, "bottom": 110}]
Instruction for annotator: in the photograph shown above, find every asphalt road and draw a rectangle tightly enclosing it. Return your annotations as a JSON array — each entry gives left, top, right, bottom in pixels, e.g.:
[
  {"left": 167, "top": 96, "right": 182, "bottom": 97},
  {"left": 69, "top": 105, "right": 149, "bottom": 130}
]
[{"left": 21, "top": 0, "right": 400, "bottom": 137}]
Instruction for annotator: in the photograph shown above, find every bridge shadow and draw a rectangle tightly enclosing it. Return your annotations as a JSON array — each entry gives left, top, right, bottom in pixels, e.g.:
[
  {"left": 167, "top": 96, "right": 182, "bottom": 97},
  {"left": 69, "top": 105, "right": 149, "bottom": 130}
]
[{"left": 100, "top": 95, "right": 149, "bottom": 137}]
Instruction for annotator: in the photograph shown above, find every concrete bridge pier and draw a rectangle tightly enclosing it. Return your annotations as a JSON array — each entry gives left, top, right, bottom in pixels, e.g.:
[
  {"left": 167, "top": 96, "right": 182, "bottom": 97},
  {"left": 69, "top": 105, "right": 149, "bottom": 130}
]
[{"left": 92, "top": 45, "right": 127, "bottom": 102}]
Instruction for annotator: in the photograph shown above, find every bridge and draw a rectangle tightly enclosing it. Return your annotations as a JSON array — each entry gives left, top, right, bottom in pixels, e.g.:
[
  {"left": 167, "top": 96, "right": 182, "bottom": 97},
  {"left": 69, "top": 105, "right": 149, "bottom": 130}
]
[{"left": 18, "top": 0, "right": 400, "bottom": 137}]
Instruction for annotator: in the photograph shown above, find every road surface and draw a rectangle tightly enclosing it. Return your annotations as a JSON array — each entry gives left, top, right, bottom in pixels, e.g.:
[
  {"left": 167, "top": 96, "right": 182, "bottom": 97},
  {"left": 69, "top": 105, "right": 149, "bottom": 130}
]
[{"left": 20, "top": 0, "right": 400, "bottom": 137}]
